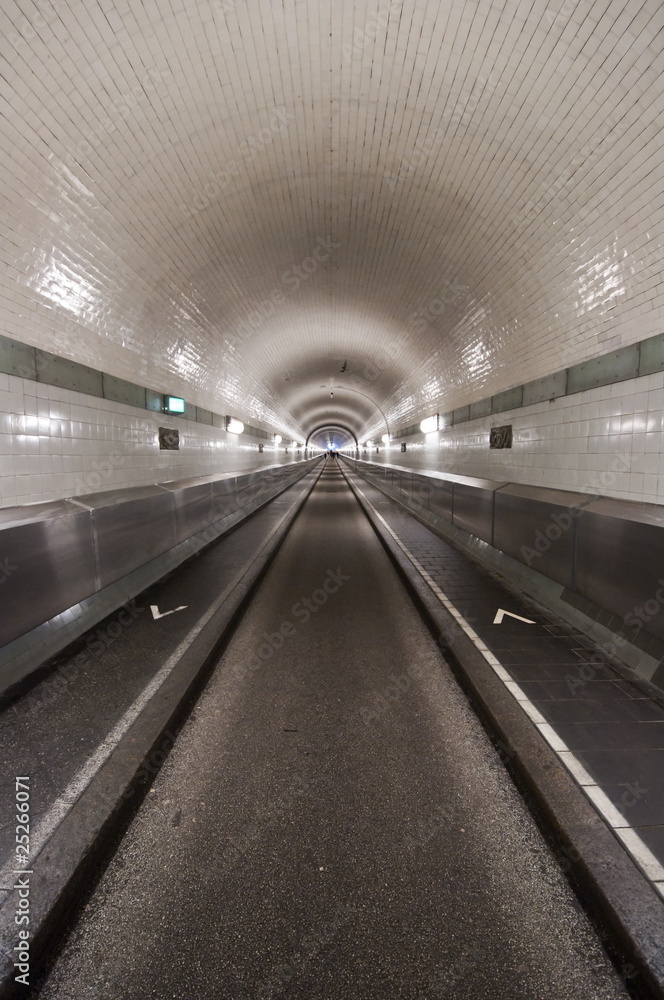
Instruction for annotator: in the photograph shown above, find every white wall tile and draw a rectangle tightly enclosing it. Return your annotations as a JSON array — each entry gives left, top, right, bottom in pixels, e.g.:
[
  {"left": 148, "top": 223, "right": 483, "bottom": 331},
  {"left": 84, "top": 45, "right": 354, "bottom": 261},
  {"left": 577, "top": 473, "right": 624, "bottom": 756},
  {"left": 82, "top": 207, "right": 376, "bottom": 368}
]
[
  {"left": 371, "top": 371, "right": 664, "bottom": 504},
  {"left": 0, "top": 375, "right": 303, "bottom": 507}
]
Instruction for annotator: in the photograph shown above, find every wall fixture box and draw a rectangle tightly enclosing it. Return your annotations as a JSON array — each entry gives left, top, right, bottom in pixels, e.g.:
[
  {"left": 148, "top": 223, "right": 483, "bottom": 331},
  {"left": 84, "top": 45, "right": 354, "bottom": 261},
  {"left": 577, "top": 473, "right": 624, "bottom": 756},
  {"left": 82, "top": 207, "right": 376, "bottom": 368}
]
[
  {"left": 490, "top": 425, "right": 512, "bottom": 448},
  {"left": 164, "top": 395, "right": 185, "bottom": 414},
  {"left": 159, "top": 427, "right": 180, "bottom": 450}
]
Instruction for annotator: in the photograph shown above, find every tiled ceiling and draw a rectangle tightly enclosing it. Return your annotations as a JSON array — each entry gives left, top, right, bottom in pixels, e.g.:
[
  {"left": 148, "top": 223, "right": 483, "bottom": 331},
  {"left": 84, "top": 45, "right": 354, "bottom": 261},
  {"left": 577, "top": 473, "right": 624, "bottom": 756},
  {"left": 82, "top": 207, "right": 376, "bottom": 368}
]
[{"left": 1, "top": 0, "right": 663, "bottom": 440}]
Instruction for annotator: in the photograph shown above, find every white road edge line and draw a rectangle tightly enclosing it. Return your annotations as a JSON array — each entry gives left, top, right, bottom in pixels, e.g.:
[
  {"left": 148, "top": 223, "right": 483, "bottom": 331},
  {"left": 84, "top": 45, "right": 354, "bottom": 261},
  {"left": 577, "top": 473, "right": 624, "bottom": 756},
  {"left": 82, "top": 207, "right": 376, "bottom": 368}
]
[
  {"left": 351, "top": 478, "right": 664, "bottom": 888},
  {"left": 0, "top": 485, "right": 307, "bottom": 895}
]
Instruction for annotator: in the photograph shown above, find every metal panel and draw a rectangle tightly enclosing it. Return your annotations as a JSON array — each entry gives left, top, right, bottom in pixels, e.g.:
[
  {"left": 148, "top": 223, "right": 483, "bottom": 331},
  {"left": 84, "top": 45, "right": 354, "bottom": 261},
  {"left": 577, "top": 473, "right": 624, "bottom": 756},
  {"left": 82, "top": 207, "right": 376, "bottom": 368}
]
[
  {"left": 575, "top": 498, "right": 664, "bottom": 640},
  {"left": 427, "top": 476, "right": 455, "bottom": 522},
  {"left": 158, "top": 478, "right": 214, "bottom": 543},
  {"left": 453, "top": 404, "right": 470, "bottom": 423},
  {"left": 0, "top": 500, "right": 96, "bottom": 647},
  {"left": 0, "top": 335, "right": 37, "bottom": 380},
  {"left": 410, "top": 473, "right": 432, "bottom": 514},
  {"left": 638, "top": 333, "right": 664, "bottom": 376},
  {"left": 146, "top": 389, "right": 163, "bottom": 412},
  {"left": 494, "top": 484, "right": 596, "bottom": 588},
  {"left": 102, "top": 374, "right": 146, "bottom": 409},
  {"left": 492, "top": 386, "right": 523, "bottom": 413},
  {"left": 567, "top": 345, "right": 639, "bottom": 394},
  {"left": 469, "top": 398, "right": 492, "bottom": 419},
  {"left": 522, "top": 370, "right": 568, "bottom": 406},
  {"left": 34, "top": 350, "right": 104, "bottom": 397},
  {"left": 75, "top": 486, "right": 177, "bottom": 589},
  {"left": 212, "top": 476, "right": 239, "bottom": 520},
  {"left": 452, "top": 477, "right": 508, "bottom": 545}
]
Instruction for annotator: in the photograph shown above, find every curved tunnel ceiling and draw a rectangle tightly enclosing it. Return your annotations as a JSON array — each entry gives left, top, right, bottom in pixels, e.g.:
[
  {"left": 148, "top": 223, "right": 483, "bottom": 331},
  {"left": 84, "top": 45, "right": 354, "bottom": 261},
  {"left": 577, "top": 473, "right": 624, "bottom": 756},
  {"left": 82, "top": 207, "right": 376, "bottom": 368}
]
[
  {"left": 2, "top": 1, "right": 663, "bottom": 442},
  {"left": 307, "top": 425, "right": 357, "bottom": 451}
]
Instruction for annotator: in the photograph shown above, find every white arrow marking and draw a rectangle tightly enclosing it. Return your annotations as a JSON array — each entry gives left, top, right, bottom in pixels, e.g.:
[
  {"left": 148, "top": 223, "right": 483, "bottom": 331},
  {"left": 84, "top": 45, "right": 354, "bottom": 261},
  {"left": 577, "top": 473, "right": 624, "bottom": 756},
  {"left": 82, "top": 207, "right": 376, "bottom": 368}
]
[
  {"left": 151, "top": 604, "right": 188, "bottom": 620},
  {"left": 493, "top": 608, "right": 535, "bottom": 625}
]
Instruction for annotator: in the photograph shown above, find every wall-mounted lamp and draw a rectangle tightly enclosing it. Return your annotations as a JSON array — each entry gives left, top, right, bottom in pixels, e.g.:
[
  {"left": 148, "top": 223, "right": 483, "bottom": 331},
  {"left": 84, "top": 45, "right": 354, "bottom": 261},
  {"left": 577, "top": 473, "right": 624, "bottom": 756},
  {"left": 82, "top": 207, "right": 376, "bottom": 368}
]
[
  {"left": 381, "top": 433, "right": 390, "bottom": 444},
  {"left": 420, "top": 414, "right": 439, "bottom": 433},
  {"left": 226, "top": 416, "right": 245, "bottom": 434},
  {"left": 274, "top": 434, "right": 282, "bottom": 445}
]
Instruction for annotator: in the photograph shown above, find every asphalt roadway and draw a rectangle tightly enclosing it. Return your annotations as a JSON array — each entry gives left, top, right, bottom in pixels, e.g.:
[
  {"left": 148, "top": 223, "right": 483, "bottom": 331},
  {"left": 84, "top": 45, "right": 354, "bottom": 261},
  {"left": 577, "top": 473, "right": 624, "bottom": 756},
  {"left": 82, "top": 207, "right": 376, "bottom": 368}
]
[{"left": 36, "top": 461, "right": 630, "bottom": 999}]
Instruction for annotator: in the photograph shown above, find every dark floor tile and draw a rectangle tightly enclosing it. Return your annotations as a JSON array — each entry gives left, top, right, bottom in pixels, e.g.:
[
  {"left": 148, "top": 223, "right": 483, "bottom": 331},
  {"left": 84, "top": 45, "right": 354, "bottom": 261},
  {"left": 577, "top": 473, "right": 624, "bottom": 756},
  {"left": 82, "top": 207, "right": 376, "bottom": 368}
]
[
  {"left": 576, "top": 748, "right": 664, "bottom": 787},
  {"left": 555, "top": 722, "right": 664, "bottom": 752},
  {"left": 632, "top": 824, "right": 664, "bottom": 862},
  {"left": 506, "top": 662, "right": 588, "bottom": 682},
  {"left": 620, "top": 698, "right": 664, "bottom": 722},
  {"left": 593, "top": 787, "right": 664, "bottom": 827},
  {"left": 525, "top": 680, "right": 638, "bottom": 701},
  {"left": 534, "top": 699, "right": 648, "bottom": 726},
  {"left": 496, "top": 644, "right": 590, "bottom": 666}
]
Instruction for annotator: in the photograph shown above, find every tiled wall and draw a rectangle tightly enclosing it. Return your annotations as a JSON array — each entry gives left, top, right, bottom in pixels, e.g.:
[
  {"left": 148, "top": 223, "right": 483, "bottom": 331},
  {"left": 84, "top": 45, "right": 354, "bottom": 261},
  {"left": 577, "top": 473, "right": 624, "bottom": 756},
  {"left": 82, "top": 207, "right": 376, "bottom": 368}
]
[
  {"left": 0, "top": 373, "right": 305, "bottom": 508},
  {"left": 366, "top": 370, "right": 664, "bottom": 505},
  {"left": 3, "top": 1, "right": 664, "bottom": 445}
]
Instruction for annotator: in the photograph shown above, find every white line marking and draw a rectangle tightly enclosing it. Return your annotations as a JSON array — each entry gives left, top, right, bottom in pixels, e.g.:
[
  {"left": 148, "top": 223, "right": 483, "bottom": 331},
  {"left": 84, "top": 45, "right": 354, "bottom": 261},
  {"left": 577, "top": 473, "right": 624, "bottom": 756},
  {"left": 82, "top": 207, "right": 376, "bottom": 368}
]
[
  {"left": 613, "top": 829, "right": 664, "bottom": 882},
  {"left": 493, "top": 608, "right": 535, "bottom": 625},
  {"left": 151, "top": 604, "right": 188, "bottom": 619},
  {"left": 583, "top": 786, "right": 631, "bottom": 830},
  {"left": 349, "top": 476, "right": 664, "bottom": 892},
  {"left": 0, "top": 486, "right": 308, "bottom": 897},
  {"left": 557, "top": 751, "right": 596, "bottom": 786}
]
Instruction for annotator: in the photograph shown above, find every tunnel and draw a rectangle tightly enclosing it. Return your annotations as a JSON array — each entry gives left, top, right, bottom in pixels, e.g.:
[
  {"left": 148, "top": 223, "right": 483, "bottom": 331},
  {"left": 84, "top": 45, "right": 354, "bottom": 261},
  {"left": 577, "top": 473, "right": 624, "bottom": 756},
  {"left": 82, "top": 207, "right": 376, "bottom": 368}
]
[{"left": 1, "top": 1, "right": 664, "bottom": 997}]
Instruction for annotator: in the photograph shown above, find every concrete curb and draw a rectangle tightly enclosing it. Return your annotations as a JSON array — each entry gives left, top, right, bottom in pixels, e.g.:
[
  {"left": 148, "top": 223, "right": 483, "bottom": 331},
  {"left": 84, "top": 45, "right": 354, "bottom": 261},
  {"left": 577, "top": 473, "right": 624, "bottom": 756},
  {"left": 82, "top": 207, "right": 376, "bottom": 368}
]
[
  {"left": 0, "top": 464, "right": 324, "bottom": 998},
  {"left": 342, "top": 465, "right": 664, "bottom": 1000}
]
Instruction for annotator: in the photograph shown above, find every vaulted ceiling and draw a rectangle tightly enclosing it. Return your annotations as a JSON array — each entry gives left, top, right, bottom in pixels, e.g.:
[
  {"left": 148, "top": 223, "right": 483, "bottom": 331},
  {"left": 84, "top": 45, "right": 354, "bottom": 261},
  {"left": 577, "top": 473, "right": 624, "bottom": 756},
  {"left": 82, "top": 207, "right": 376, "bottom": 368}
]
[{"left": 2, "top": 0, "right": 663, "bottom": 441}]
